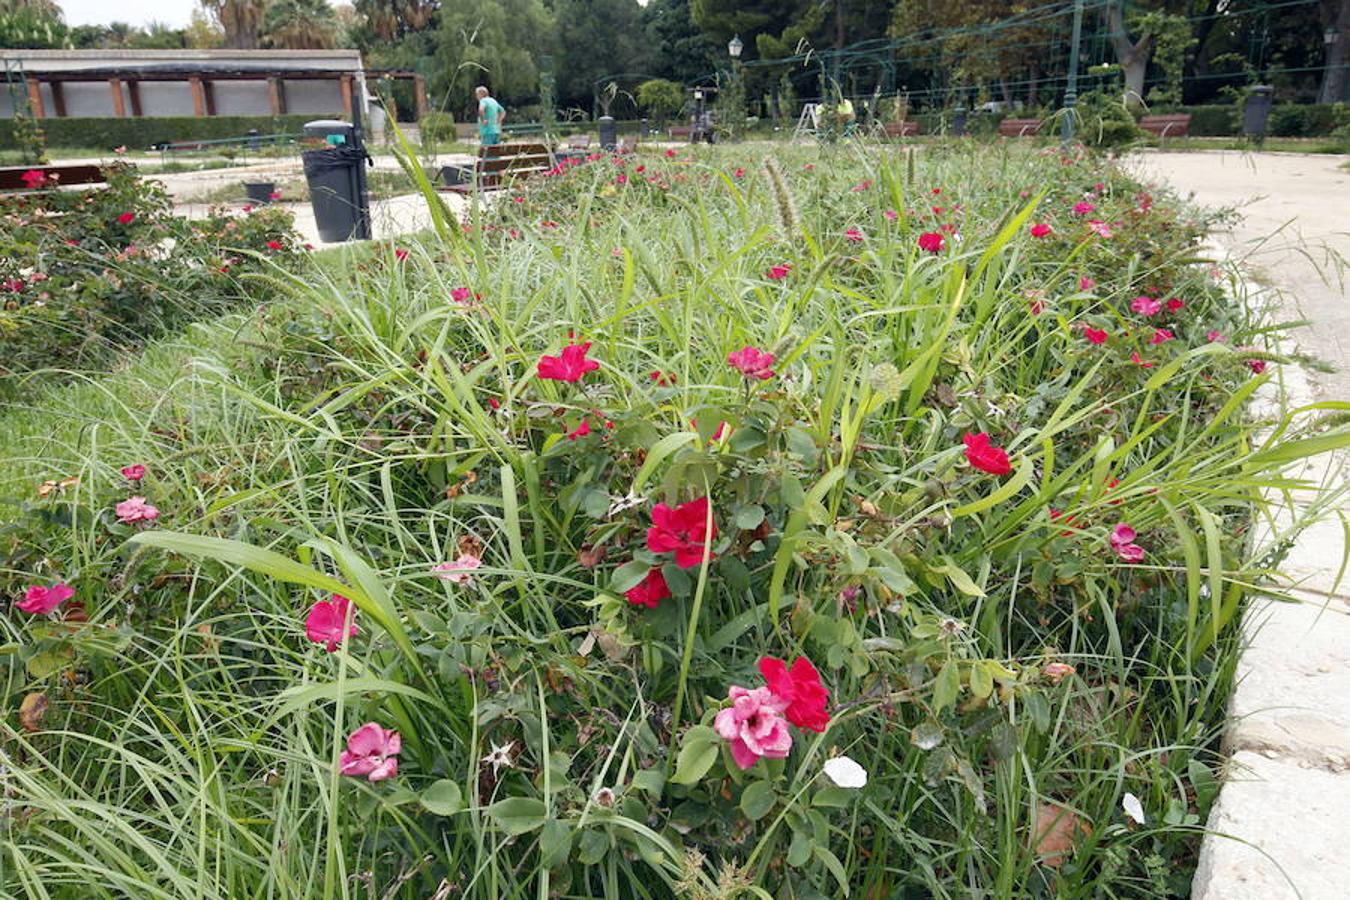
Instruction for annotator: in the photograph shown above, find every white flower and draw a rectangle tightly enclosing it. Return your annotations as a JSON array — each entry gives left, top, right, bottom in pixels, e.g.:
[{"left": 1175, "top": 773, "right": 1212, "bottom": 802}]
[
  {"left": 1122, "top": 792, "right": 1146, "bottom": 825},
  {"left": 822, "top": 755, "right": 868, "bottom": 789}
]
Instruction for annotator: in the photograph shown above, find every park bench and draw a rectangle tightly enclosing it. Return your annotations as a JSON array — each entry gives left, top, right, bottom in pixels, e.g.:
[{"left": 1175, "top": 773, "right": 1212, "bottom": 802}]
[
  {"left": 157, "top": 133, "right": 296, "bottom": 162},
  {"left": 565, "top": 134, "right": 592, "bottom": 151},
  {"left": 0, "top": 163, "right": 105, "bottom": 193},
  {"left": 1139, "top": 113, "right": 1192, "bottom": 140},
  {"left": 998, "top": 118, "right": 1044, "bottom": 137},
  {"left": 503, "top": 123, "right": 547, "bottom": 139},
  {"left": 668, "top": 124, "right": 694, "bottom": 140},
  {"left": 883, "top": 121, "right": 921, "bottom": 138},
  {"left": 440, "top": 142, "right": 555, "bottom": 193}
]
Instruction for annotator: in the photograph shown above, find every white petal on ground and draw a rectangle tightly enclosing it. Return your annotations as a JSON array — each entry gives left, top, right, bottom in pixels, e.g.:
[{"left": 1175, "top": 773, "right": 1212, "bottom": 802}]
[
  {"left": 1122, "top": 792, "right": 1146, "bottom": 825},
  {"left": 823, "top": 755, "right": 868, "bottom": 789}
]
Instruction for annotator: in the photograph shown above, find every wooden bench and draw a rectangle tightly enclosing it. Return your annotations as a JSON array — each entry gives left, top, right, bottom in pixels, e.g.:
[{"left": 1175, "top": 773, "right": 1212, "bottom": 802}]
[
  {"left": 565, "top": 134, "right": 592, "bottom": 150},
  {"left": 997, "top": 118, "right": 1044, "bottom": 137},
  {"left": 668, "top": 124, "right": 694, "bottom": 140},
  {"left": 440, "top": 142, "right": 555, "bottom": 194},
  {"left": 0, "top": 163, "right": 105, "bottom": 192},
  {"left": 1139, "top": 113, "right": 1192, "bottom": 139},
  {"left": 883, "top": 121, "right": 921, "bottom": 138}
]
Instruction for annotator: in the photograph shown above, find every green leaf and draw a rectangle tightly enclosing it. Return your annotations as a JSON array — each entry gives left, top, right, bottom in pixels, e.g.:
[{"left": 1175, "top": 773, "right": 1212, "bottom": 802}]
[
  {"left": 610, "top": 558, "right": 653, "bottom": 593},
  {"left": 739, "top": 780, "right": 777, "bottom": 821},
  {"left": 420, "top": 779, "right": 463, "bottom": 816},
  {"left": 934, "top": 557, "right": 986, "bottom": 597},
  {"left": 632, "top": 431, "right": 699, "bottom": 495},
  {"left": 969, "top": 662, "right": 994, "bottom": 700},
  {"left": 274, "top": 678, "right": 437, "bottom": 719},
  {"left": 952, "top": 456, "right": 1033, "bottom": 518},
  {"left": 787, "top": 828, "right": 813, "bottom": 867},
  {"left": 933, "top": 660, "right": 961, "bottom": 713},
  {"left": 670, "top": 725, "right": 720, "bottom": 785},
  {"left": 733, "top": 504, "right": 766, "bottom": 530},
  {"left": 813, "top": 843, "right": 851, "bottom": 896},
  {"left": 576, "top": 828, "right": 609, "bottom": 865},
  {"left": 539, "top": 818, "right": 572, "bottom": 868},
  {"left": 485, "top": 797, "right": 547, "bottom": 835}
]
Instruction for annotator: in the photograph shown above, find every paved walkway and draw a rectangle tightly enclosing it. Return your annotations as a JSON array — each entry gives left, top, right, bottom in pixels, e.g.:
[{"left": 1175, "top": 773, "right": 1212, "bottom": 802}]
[{"left": 1130, "top": 151, "right": 1349, "bottom": 899}]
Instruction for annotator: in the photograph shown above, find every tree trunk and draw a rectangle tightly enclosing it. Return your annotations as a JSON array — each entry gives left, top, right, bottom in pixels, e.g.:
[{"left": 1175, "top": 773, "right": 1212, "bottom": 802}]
[
  {"left": 1106, "top": 0, "right": 1153, "bottom": 107},
  {"left": 1319, "top": 0, "right": 1350, "bottom": 104},
  {"left": 1026, "top": 64, "right": 1040, "bottom": 109}
]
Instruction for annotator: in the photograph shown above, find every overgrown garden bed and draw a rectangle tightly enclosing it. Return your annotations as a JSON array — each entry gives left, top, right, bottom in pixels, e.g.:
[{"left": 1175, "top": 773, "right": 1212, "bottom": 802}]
[{"left": 0, "top": 141, "right": 1341, "bottom": 899}]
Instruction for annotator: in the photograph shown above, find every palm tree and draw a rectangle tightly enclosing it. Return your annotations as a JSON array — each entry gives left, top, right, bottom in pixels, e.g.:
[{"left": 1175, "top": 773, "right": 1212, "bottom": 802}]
[
  {"left": 262, "top": 0, "right": 339, "bottom": 49},
  {"left": 200, "top": 0, "right": 267, "bottom": 50},
  {"left": 354, "top": 0, "right": 436, "bottom": 42}
]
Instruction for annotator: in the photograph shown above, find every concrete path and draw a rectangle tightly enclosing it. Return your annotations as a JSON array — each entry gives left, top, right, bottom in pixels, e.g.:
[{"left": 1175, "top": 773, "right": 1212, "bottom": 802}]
[{"left": 1130, "top": 151, "right": 1349, "bottom": 899}]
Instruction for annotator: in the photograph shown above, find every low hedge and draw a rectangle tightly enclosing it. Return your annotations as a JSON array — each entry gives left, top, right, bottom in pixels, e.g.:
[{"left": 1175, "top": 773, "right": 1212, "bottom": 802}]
[
  {"left": 0, "top": 114, "right": 320, "bottom": 151},
  {"left": 1150, "top": 103, "right": 1344, "bottom": 137}
]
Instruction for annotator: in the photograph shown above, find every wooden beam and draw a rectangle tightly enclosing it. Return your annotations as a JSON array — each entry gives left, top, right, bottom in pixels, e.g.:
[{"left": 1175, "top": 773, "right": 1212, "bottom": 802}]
[
  {"left": 127, "top": 79, "right": 142, "bottom": 117},
  {"left": 189, "top": 76, "right": 206, "bottom": 117},
  {"left": 50, "top": 81, "right": 66, "bottom": 118},
  {"left": 25, "top": 77, "right": 44, "bottom": 118},
  {"left": 203, "top": 79, "right": 216, "bottom": 116},
  {"left": 413, "top": 74, "right": 429, "bottom": 121},
  {"left": 267, "top": 76, "right": 285, "bottom": 115},
  {"left": 109, "top": 78, "right": 127, "bottom": 118},
  {"left": 340, "top": 73, "right": 354, "bottom": 119}
]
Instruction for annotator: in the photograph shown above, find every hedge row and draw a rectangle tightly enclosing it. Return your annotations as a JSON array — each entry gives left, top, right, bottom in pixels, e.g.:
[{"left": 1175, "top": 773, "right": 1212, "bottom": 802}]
[{"left": 0, "top": 115, "right": 320, "bottom": 151}]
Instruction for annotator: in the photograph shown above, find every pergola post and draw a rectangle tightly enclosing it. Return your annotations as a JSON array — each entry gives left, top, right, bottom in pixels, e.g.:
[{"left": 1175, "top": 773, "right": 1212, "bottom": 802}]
[
  {"left": 25, "top": 76, "right": 44, "bottom": 118},
  {"left": 189, "top": 76, "right": 207, "bottom": 117},
  {"left": 413, "top": 73, "right": 429, "bottom": 120},
  {"left": 128, "top": 79, "right": 143, "bottom": 117},
  {"left": 340, "top": 73, "right": 354, "bottom": 119},
  {"left": 109, "top": 77, "right": 127, "bottom": 117},
  {"left": 50, "top": 81, "right": 67, "bottom": 117},
  {"left": 268, "top": 76, "right": 286, "bottom": 115}
]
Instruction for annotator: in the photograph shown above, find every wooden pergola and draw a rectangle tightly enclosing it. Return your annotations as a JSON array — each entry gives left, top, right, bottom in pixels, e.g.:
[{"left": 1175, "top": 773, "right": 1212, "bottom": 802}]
[{"left": 19, "top": 66, "right": 427, "bottom": 121}]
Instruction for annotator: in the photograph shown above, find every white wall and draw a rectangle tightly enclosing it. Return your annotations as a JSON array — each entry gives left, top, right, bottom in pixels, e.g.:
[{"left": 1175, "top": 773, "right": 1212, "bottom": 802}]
[
  {"left": 137, "top": 81, "right": 196, "bottom": 116},
  {"left": 209, "top": 80, "right": 271, "bottom": 116}
]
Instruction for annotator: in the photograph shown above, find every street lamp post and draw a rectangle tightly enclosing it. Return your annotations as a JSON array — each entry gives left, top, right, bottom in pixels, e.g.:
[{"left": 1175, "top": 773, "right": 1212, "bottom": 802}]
[
  {"left": 1320, "top": 26, "right": 1342, "bottom": 104},
  {"left": 727, "top": 34, "right": 744, "bottom": 137},
  {"left": 1061, "top": 0, "right": 1085, "bottom": 148}
]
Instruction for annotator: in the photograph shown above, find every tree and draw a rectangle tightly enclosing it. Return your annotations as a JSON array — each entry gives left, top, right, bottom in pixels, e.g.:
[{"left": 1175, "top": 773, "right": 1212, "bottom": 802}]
[
  {"left": 431, "top": 0, "right": 554, "bottom": 117},
  {"left": 551, "top": 0, "right": 650, "bottom": 111},
  {"left": 263, "top": 0, "right": 340, "bottom": 49},
  {"left": 1320, "top": 0, "right": 1349, "bottom": 103},
  {"left": 0, "top": 0, "right": 66, "bottom": 49},
  {"left": 636, "top": 77, "right": 685, "bottom": 121},
  {"left": 200, "top": 0, "right": 267, "bottom": 50},
  {"left": 642, "top": 0, "right": 717, "bottom": 85},
  {"left": 354, "top": 0, "right": 438, "bottom": 43}
]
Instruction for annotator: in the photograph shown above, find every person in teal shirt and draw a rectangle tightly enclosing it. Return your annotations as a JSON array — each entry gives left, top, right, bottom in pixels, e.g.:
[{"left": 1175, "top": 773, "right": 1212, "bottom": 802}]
[{"left": 476, "top": 86, "right": 505, "bottom": 147}]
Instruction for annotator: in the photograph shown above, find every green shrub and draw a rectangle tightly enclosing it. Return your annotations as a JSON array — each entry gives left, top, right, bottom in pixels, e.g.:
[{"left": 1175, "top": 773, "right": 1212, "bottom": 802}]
[
  {"left": 0, "top": 115, "right": 318, "bottom": 151},
  {"left": 636, "top": 78, "right": 686, "bottom": 123},
  {"left": 419, "top": 111, "right": 458, "bottom": 144},
  {"left": 1075, "top": 89, "right": 1140, "bottom": 148},
  {"left": 0, "top": 162, "right": 304, "bottom": 383}
]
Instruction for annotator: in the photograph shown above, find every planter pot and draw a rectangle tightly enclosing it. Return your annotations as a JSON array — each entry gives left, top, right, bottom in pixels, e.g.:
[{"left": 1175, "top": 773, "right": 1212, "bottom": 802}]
[{"left": 243, "top": 182, "right": 277, "bottom": 204}]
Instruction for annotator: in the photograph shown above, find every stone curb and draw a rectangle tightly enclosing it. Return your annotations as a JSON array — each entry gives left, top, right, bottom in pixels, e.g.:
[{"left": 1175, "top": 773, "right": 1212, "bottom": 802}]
[{"left": 1191, "top": 264, "right": 1350, "bottom": 898}]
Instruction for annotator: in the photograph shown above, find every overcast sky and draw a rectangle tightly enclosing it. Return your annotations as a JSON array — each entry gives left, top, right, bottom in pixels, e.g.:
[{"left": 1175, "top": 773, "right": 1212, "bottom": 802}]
[{"left": 61, "top": 0, "right": 211, "bottom": 29}]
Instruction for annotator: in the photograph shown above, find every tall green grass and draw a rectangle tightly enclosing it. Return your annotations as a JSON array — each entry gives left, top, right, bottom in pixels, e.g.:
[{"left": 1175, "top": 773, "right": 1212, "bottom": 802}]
[{"left": 0, "top": 141, "right": 1344, "bottom": 899}]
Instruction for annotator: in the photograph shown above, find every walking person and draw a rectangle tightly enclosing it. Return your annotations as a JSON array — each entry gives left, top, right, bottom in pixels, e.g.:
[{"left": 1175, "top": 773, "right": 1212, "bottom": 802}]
[{"left": 476, "top": 86, "right": 505, "bottom": 148}]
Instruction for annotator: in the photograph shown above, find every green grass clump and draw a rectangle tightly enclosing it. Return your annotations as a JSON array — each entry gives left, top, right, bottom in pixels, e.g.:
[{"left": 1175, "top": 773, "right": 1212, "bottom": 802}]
[{"left": 0, "top": 140, "right": 1344, "bottom": 899}]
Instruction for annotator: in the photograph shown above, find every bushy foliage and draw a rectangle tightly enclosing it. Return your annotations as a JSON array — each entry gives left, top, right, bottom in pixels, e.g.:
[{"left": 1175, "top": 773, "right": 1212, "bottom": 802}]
[
  {"left": 0, "top": 115, "right": 317, "bottom": 152},
  {"left": 418, "top": 111, "right": 458, "bottom": 144},
  {"left": 637, "top": 78, "right": 687, "bottom": 122},
  {"left": 1074, "top": 90, "right": 1141, "bottom": 148},
  {"left": 0, "top": 143, "right": 1340, "bottom": 899},
  {"left": 0, "top": 161, "right": 304, "bottom": 383}
]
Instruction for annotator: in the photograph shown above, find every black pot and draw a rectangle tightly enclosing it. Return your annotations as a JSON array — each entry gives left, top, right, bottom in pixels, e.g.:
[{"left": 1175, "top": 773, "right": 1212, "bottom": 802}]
[{"left": 243, "top": 182, "right": 277, "bottom": 204}]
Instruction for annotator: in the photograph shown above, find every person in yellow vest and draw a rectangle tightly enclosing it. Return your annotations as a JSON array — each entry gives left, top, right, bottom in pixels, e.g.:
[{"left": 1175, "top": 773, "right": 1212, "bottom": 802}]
[{"left": 836, "top": 97, "right": 856, "bottom": 136}]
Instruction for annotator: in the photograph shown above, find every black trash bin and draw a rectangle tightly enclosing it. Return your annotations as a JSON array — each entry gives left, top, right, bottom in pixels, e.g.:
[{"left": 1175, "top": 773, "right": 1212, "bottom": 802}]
[{"left": 302, "top": 144, "right": 364, "bottom": 242}]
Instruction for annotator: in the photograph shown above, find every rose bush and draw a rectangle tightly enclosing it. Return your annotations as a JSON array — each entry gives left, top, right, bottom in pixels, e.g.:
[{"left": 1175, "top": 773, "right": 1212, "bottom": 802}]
[
  {"left": 0, "top": 142, "right": 1342, "bottom": 899},
  {"left": 0, "top": 160, "right": 303, "bottom": 386}
]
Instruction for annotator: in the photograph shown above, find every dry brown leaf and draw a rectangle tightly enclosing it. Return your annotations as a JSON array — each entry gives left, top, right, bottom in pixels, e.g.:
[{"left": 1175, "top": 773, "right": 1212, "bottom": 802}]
[
  {"left": 19, "top": 692, "right": 48, "bottom": 733},
  {"left": 1031, "top": 802, "right": 1090, "bottom": 868}
]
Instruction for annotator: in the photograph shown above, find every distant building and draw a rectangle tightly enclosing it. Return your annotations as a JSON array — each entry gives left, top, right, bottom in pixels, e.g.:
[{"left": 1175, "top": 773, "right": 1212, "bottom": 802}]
[{"left": 0, "top": 49, "right": 427, "bottom": 121}]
